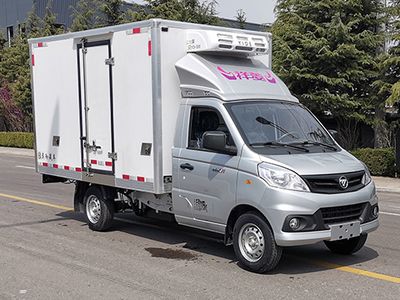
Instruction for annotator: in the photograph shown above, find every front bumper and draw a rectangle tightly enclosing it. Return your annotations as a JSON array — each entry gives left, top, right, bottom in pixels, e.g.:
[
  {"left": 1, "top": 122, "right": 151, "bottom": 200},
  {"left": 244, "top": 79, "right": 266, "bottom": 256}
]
[
  {"left": 251, "top": 179, "right": 379, "bottom": 247},
  {"left": 275, "top": 218, "right": 379, "bottom": 246}
]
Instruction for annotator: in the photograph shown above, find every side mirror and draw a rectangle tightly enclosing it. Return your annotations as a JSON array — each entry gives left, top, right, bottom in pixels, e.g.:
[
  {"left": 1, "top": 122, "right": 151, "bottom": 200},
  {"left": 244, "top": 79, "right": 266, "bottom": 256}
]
[
  {"left": 328, "top": 129, "right": 338, "bottom": 139},
  {"left": 202, "top": 131, "right": 236, "bottom": 155}
]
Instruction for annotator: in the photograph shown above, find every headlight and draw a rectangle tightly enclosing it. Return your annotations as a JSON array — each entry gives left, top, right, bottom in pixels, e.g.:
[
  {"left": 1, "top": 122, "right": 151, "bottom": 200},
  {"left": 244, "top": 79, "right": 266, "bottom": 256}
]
[
  {"left": 258, "top": 162, "right": 310, "bottom": 192},
  {"left": 360, "top": 162, "right": 372, "bottom": 186}
]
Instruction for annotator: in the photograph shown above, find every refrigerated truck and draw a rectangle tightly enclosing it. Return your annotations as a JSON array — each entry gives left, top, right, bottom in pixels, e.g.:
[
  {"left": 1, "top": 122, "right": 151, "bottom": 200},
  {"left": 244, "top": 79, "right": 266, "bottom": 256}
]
[{"left": 29, "top": 19, "right": 379, "bottom": 273}]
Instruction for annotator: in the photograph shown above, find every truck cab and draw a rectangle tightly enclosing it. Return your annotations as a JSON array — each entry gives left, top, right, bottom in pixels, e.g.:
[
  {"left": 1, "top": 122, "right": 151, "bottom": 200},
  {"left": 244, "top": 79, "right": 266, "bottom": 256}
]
[{"left": 171, "top": 52, "right": 378, "bottom": 272}]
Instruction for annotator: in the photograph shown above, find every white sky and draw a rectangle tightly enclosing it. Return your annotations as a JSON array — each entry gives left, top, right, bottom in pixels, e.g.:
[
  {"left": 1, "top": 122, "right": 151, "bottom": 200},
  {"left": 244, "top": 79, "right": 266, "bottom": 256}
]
[{"left": 125, "top": 0, "right": 277, "bottom": 24}]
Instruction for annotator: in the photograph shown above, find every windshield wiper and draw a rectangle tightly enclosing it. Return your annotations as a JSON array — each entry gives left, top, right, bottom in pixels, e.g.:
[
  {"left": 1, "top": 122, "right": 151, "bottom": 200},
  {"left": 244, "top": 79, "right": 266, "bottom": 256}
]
[
  {"left": 297, "top": 140, "right": 338, "bottom": 151},
  {"left": 250, "top": 141, "right": 309, "bottom": 152},
  {"left": 256, "top": 116, "right": 293, "bottom": 136}
]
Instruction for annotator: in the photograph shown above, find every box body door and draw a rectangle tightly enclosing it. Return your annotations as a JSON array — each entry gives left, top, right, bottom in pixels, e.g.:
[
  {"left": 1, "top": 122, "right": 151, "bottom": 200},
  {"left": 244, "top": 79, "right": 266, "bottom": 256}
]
[{"left": 78, "top": 40, "right": 115, "bottom": 174}]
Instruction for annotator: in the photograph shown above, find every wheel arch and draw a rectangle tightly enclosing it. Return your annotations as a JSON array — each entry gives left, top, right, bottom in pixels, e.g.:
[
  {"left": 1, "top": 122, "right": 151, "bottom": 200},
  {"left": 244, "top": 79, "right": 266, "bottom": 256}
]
[
  {"left": 224, "top": 204, "right": 272, "bottom": 245},
  {"left": 74, "top": 182, "right": 117, "bottom": 212}
]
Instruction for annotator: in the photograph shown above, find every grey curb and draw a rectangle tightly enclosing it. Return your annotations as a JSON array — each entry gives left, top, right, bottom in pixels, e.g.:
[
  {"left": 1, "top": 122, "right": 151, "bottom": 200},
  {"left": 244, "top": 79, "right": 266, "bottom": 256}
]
[
  {"left": 376, "top": 188, "right": 400, "bottom": 194},
  {"left": 0, "top": 147, "right": 34, "bottom": 157}
]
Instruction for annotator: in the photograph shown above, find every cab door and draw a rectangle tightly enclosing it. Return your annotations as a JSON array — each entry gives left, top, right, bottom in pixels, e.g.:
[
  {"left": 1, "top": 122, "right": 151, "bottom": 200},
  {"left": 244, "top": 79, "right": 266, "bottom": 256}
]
[{"left": 174, "top": 105, "right": 239, "bottom": 226}]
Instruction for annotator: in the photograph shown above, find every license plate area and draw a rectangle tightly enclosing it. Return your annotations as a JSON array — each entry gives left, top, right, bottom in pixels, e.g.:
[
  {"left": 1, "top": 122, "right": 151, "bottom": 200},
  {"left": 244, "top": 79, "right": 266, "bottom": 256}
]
[{"left": 329, "top": 221, "right": 360, "bottom": 241}]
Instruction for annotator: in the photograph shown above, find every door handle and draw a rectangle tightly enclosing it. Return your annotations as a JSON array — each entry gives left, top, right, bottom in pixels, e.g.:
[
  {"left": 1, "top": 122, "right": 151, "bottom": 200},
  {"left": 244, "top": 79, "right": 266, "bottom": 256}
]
[
  {"left": 180, "top": 163, "right": 194, "bottom": 171},
  {"left": 91, "top": 140, "right": 101, "bottom": 151},
  {"left": 84, "top": 141, "right": 101, "bottom": 152}
]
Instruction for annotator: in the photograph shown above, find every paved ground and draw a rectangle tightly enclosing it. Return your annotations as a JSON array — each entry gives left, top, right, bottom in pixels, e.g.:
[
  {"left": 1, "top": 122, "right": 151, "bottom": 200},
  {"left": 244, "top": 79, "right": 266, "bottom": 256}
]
[{"left": 0, "top": 150, "right": 399, "bottom": 299}]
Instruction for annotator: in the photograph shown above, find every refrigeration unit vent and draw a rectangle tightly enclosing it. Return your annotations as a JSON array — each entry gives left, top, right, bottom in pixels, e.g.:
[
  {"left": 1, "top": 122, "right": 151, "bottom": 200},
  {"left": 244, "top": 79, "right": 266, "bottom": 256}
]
[{"left": 186, "top": 30, "right": 269, "bottom": 56}]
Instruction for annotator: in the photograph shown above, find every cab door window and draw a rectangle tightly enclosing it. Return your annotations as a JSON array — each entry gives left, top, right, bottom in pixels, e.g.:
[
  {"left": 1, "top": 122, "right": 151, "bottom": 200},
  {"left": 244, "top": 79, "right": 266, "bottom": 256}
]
[{"left": 188, "top": 107, "right": 235, "bottom": 152}]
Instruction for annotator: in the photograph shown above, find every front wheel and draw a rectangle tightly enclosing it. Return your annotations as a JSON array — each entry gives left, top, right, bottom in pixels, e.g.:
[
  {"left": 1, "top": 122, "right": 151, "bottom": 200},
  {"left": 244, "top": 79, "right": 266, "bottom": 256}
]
[
  {"left": 84, "top": 186, "right": 114, "bottom": 231},
  {"left": 233, "top": 212, "right": 282, "bottom": 273},
  {"left": 324, "top": 234, "right": 368, "bottom": 254}
]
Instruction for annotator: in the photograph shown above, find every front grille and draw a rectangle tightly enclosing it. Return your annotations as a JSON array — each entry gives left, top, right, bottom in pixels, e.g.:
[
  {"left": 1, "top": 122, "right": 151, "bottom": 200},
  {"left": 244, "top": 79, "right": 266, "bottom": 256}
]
[
  {"left": 321, "top": 203, "right": 365, "bottom": 225},
  {"left": 302, "top": 170, "right": 365, "bottom": 194}
]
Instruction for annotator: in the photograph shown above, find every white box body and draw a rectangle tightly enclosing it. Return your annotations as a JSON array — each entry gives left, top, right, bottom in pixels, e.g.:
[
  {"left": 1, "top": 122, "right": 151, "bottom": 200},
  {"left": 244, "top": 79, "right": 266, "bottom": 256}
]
[{"left": 30, "top": 19, "right": 272, "bottom": 194}]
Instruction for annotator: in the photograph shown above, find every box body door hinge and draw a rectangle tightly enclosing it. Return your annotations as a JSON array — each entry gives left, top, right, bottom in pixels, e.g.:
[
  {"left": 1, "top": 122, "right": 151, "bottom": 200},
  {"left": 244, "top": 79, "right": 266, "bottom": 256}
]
[
  {"left": 108, "top": 152, "right": 118, "bottom": 160},
  {"left": 105, "top": 57, "right": 115, "bottom": 66}
]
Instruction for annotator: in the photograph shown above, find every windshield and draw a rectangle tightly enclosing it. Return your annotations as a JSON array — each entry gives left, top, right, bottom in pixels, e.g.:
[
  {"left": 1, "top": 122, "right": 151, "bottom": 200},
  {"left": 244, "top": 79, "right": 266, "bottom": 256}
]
[{"left": 227, "top": 101, "right": 337, "bottom": 154}]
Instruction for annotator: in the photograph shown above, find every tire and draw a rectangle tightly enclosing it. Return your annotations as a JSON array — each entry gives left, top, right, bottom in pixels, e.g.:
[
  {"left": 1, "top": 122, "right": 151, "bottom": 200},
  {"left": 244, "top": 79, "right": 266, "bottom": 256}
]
[
  {"left": 233, "top": 212, "right": 282, "bottom": 273},
  {"left": 324, "top": 234, "right": 368, "bottom": 254},
  {"left": 83, "top": 186, "right": 114, "bottom": 231}
]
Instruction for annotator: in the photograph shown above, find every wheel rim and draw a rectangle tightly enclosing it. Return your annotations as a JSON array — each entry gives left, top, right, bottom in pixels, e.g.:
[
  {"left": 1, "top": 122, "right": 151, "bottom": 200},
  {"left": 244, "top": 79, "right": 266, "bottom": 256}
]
[
  {"left": 86, "top": 195, "right": 101, "bottom": 224},
  {"left": 238, "top": 223, "right": 265, "bottom": 263}
]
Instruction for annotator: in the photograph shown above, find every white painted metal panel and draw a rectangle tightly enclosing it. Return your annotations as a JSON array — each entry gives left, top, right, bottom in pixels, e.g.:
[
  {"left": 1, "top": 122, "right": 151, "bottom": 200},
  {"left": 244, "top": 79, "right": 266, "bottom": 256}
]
[
  {"left": 111, "top": 30, "right": 154, "bottom": 184},
  {"left": 32, "top": 38, "right": 83, "bottom": 177},
  {"left": 160, "top": 27, "right": 187, "bottom": 180},
  {"left": 79, "top": 43, "right": 113, "bottom": 173}
]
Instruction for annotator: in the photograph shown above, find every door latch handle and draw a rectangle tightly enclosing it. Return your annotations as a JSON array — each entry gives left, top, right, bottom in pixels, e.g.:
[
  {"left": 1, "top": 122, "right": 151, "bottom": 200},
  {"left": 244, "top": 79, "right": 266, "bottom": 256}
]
[
  {"left": 180, "top": 163, "right": 194, "bottom": 171},
  {"left": 91, "top": 140, "right": 101, "bottom": 150},
  {"left": 84, "top": 141, "right": 101, "bottom": 152}
]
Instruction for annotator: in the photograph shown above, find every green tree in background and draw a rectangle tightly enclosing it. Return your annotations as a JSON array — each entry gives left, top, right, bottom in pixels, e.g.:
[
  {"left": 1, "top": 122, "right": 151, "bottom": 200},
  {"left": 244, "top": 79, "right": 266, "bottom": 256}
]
[
  {"left": 388, "top": 0, "right": 400, "bottom": 105},
  {"left": 376, "top": 0, "right": 400, "bottom": 106},
  {"left": 272, "top": 0, "right": 384, "bottom": 149},
  {"left": 124, "top": 0, "right": 220, "bottom": 25},
  {"left": 43, "top": 0, "right": 65, "bottom": 35},
  {"left": 0, "top": 34, "right": 32, "bottom": 131},
  {"left": 0, "top": 32, "right": 6, "bottom": 51},
  {"left": 100, "top": 0, "right": 124, "bottom": 26},
  {"left": 71, "top": 0, "right": 101, "bottom": 31},
  {"left": 236, "top": 9, "right": 247, "bottom": 29},
  {"left": 370, "top": 0, "right": 400, "bottom": 147},
  {"left": 26, "top": 5, "right": 43, "bottom": 37}
]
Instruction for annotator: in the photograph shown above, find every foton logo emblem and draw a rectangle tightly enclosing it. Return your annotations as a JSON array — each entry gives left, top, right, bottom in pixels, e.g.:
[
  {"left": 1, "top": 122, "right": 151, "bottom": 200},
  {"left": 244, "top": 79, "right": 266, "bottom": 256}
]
[
  {"left": 338, "top": 176, "right": 349, "bottom": 190},
  {"left": 217, "top": 66, "right": 277, "bottom": 84}
]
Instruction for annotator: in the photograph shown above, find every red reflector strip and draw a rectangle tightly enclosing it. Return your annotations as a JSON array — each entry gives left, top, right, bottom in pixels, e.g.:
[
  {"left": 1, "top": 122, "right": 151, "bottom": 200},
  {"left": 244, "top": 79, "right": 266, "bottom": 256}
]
[
  {"left": 122, "top": 174, "right": 130, "bottom": 180},
  {"left": 132, "top": 28, "right": 141, "bottom": 34},
  {"left": 90, "top": 159, "right": 97, "bottom": 165},
  {"left": 31, "top": 54, "right": 35, "bottom": 66},
  {"left": 34, "top": 42, "right": 47, "bottom": 48},
  {"left": 75, "top": 167, "right": 82, "bottom": 172},
  {"left": 53, "top": 164, "right": 59, "bottom": 169},
  {"left": 105, "top": 161, "right": 113, "bottom": 167},
  {"left": 148, "top": 40, "right": 152, "bottom": 56},
  {"left": 137, "top": 176, "right": 145, "bottom": 182},
  {"left": 64, "top": 166, "right": 70, "bottom": 170},
  {"left": 42, "top": 162, "right": 48, "bottom": 167}
]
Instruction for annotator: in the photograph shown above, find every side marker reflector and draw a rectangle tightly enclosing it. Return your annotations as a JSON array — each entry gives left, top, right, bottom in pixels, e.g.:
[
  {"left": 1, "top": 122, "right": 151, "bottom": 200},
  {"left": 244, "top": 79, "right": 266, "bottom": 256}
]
[{"left": 148, "top": 40, "right": 152, "bottom": 56}]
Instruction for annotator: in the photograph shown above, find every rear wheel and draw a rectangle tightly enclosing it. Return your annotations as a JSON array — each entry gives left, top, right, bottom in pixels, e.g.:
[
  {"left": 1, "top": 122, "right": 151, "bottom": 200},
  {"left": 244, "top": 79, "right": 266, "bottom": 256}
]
[
  {"left": 324, "top": 234, "right": 368, "bottom": 254},
  {"left": 84, "top": 186, "right": 114, "bottom": 231},
  {"left": 233, "top": 212, "right": 282, "bottom": 273}
]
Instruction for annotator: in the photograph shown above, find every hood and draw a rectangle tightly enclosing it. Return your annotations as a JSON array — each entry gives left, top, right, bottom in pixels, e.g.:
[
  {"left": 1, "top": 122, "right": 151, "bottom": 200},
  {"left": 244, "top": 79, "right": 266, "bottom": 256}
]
[{"left": 263, "top": 151, "right": 365, "bottom": 176}]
